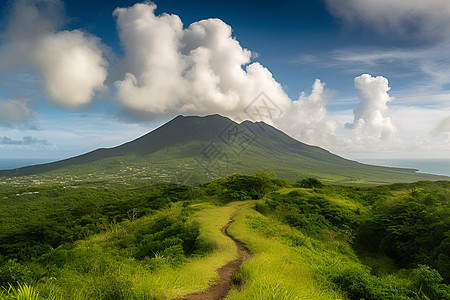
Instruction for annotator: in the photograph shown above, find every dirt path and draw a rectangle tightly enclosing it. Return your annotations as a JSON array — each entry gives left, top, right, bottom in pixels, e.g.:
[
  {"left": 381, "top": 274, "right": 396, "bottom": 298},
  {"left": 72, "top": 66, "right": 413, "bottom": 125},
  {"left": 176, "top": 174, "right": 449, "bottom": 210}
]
[{"left": 184, "top": 210, "right": 250, "bottom": 300}]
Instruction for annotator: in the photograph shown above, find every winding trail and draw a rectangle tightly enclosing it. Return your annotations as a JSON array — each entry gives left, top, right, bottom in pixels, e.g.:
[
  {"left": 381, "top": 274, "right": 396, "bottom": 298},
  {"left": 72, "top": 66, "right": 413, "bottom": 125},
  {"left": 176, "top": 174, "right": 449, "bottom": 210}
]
[{"left": 184, "top": 210, "right": 250, "bottom": 300}]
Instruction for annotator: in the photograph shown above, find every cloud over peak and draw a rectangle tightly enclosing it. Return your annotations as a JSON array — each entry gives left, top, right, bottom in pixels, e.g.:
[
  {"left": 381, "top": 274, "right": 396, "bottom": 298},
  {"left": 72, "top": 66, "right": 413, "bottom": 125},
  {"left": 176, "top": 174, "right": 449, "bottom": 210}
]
[{"left": 113, "top": 2, "right": 291, "bottom": 119}]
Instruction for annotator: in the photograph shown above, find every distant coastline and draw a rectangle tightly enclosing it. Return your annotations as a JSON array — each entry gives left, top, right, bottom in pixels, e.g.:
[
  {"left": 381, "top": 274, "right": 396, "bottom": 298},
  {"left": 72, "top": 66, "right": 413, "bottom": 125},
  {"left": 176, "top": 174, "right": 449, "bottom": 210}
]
[
  {"left": 1, "top": 157, "right": 449, "bottom": 178},
  {"left": 358, "top": 158, "right": 450, "bottom": 177},
  {"left": 0, "top": 158, "right": 58, "bottom": 171}
]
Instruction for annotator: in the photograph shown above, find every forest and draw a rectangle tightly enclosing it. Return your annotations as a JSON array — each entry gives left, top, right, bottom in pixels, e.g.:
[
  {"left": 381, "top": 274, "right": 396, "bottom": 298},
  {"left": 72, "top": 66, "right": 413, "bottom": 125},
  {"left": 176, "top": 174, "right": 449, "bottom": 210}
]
[{"left": 0, "top": 172, "right": 449, "bottom": 299}]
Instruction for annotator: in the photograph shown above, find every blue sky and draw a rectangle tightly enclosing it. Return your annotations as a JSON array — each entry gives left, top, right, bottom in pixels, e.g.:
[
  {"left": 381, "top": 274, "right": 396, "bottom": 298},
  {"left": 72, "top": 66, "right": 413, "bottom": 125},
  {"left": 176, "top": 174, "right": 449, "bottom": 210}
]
[{"left": 0, "top": 0, "right": 449, "bottom": 161}]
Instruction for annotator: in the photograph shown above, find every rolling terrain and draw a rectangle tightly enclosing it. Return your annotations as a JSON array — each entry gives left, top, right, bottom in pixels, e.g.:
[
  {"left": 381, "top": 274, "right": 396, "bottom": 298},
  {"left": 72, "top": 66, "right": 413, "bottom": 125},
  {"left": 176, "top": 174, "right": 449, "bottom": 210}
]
[{"left": 0, "top": 174, "right": 448, "bottom": 299}]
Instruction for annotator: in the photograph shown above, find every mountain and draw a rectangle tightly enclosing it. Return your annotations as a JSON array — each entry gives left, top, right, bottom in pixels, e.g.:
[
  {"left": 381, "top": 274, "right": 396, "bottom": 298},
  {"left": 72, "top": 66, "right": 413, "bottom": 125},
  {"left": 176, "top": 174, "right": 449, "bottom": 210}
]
[{"left": 0, "top": 114, "right": 447, "bottom": 185}]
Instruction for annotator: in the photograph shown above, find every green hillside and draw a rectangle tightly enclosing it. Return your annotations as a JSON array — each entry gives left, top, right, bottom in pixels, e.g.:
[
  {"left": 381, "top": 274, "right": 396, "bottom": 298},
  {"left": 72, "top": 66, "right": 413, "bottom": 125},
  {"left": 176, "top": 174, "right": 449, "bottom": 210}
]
[
  {"left": 0, "top": 114, "right": 447, "bottom": 185},
  {"left": 0, "top": 174, "right": 449, "bottom": 299}
]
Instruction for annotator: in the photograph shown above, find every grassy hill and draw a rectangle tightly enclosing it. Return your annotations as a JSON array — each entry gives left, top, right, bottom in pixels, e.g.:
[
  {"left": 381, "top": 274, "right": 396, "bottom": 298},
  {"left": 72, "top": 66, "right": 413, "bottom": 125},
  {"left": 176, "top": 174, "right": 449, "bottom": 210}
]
[
  {"left": 0, "top": 114, "right": 448, "bottom": 185},
  {"left": 0, "top": 174, "right": 449, "bottom": 299}
]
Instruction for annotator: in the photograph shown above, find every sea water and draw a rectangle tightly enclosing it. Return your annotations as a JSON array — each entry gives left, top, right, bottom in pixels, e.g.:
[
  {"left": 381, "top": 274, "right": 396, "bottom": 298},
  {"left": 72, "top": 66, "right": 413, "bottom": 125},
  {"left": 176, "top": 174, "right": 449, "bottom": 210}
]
[
  {"left": 0, "top": 158, "right": 57, "bottom": 171},
  {"left": 358, "top": 158, "right": 450, "bottom": 177}
]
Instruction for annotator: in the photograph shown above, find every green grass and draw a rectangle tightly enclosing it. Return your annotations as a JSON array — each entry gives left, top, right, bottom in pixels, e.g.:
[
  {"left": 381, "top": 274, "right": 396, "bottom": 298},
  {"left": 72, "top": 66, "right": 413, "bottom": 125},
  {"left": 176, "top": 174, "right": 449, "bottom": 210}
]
[
  {"left": 30, "top": 202, "right": 243, "bottom": 299},
  {"left": 225, "top": 201, "right": 344, "bottom": 299},
  {"left": 1, "top": 176, "right": 448, "bottom": 299}
]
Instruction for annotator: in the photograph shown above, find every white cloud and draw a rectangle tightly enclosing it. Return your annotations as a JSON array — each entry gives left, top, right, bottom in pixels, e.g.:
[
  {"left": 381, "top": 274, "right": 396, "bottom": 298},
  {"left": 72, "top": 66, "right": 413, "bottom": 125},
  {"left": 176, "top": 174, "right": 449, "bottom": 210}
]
[
  {"left": 0, "top": 0, "right": 108, "bottom": 109},
  {"left": 347, "top": 74, "right": 397, "bottom": 145},
  {"left": 0, "top": 97, "right": 32, "bottom": 126},
  {"left": 0, "top": 0, "right": 64, "bottom": 71},
  {"left": 113, "top": 2, "right": 291, "bottom": 119},
  {"left": 275, "top": 79, "right": 338, "bottom": 146},
  {"left": 432, "top": 116, "right": 450, "bottom": 136},
  {"left": 325, "top": 0, "right": 450, "bottom": 39},
  {"left": 32, "top": 30, "right": 108, "bottom": 108}
]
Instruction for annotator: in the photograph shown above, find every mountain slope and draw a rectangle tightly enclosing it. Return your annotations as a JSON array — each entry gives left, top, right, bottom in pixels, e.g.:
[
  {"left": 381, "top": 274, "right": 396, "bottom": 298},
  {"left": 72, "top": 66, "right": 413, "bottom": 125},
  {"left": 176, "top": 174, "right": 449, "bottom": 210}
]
[{"left": 0, "top": 114, "right": 447, "bottom": 185}]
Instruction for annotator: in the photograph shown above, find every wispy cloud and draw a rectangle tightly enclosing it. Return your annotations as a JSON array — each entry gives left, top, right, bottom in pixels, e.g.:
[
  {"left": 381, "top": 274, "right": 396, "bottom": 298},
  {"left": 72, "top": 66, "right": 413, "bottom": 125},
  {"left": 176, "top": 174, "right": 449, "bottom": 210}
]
[
  {"left": 0, "top": 136, "right": 49, "bottom": 145},
  {"left": 325, "top": 0, "right": 450, "bottom": 40},
  {"left": 321, "top": 0, "right": 450, "bottom": 104},
  {"left": 331, "top": 41, "right": 450, "bottom": 84}
]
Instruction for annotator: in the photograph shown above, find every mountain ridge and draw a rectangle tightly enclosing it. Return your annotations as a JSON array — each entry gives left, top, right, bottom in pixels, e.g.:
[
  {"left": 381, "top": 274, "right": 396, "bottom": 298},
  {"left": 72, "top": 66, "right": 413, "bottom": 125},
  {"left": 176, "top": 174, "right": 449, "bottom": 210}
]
[{"left": 0, "top": 114, "right": 447, "bottom": 185}]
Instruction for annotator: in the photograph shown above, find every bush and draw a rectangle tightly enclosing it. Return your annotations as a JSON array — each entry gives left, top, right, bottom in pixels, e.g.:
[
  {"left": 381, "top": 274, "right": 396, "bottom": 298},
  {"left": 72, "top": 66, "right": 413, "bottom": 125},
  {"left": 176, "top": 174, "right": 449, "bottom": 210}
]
[
  {"left": 0, "top": 259, "right": 32, "bottom": 288},
  {"left": 329, "top": 267, "right": 410, "bottom": 300},
  {"left": 134, "top": 214, "right": 201, "bottom": 260},
  {"left": 294, "top": 177, "right": 324, "bottom": 189},
  {"left": 224, "top": 173, "right": 271, "bottom": 200},
  {"left": 410, "top": 265, "right": 450, "bottom": 300}
]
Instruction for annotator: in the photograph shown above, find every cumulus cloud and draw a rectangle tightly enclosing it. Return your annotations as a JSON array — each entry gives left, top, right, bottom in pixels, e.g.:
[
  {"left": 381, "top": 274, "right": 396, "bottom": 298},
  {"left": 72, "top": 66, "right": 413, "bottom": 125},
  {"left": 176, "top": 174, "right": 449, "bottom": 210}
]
[
  {"left": 275, "top": 79, "right": 338, "bottom": 146},
  {"left": 0, "top": 136, "right": 49, "bottom": 145},
  {"left": 114, "top": 2, "right": 291, "bottom": 120},
  {"left": 32, "top": 30, "right": 108, "bottom": 108},
  {"left": 347, "top": 74, "right": 397, "bottom": 145},
  {"left": 0, "top": 0, "right": 64, "bottom": 70},
  {"left": 0, "top": 97, "right": 33, "bottom": 127},
  {"left": 325, "top": 0, "right": 450, "bottom": 39},
  {"left": 0, "top": 0, "right": 107, "bottom": 109}
]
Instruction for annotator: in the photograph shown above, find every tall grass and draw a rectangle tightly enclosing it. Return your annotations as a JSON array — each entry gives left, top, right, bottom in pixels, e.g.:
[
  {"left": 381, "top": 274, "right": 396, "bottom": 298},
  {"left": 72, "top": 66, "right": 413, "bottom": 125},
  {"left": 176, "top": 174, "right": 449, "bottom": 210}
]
[
  {"left": 34, "top": 202, "right": 242, "bottom": 299},
  {"left": 225, "top": 201, "right": 343, "bottom": 299},
  {"left": 1, "top": 283, "right": 42, "bottom": 300},
  {"left": 129, "top": 203, "right": 239, "bottom": 298}
]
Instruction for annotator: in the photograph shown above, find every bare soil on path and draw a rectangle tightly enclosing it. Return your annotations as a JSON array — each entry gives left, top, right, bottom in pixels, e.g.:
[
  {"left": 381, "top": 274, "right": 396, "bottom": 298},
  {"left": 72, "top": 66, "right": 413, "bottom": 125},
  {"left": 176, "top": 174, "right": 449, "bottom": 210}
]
[{"left": 184, "top": 210, "right": 250, "bottom": 300}]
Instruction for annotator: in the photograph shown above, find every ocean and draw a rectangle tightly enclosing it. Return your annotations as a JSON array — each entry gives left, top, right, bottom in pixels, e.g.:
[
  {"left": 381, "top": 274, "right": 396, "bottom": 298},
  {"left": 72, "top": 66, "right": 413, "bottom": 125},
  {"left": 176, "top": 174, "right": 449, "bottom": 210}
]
[
  {"left": 358, "top": 158, "right": 450, "bottom": 177},
  {"left": 0, "top": 158, "right": 58, "bottom": 171}
]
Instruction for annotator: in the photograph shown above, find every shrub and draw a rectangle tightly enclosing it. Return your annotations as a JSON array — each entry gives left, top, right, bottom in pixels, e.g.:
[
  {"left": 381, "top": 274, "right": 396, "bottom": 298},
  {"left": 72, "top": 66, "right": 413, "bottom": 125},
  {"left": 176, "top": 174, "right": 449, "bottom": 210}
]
[
  {"left": 294, "top": 177, "right": 324, "bottom": 189},
  {"left": 410, "top": 265, "right": 450, "bottom": 300}
]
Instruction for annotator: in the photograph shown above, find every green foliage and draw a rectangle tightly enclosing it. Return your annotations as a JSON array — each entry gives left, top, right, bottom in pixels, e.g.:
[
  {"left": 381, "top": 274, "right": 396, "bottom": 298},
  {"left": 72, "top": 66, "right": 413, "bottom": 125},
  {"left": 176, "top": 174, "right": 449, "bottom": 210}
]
[
  {"left": 294, "top": 177, "right": 324, "bottom": 189},
  {"left": 0, "top": 260, "right": 32, "bottom": 288},
  {"left": 410, "top": 265, "right": 450, "bottom": 300},
  {"left": 223, "top": 173, "right": 271, "bottom": 200},
  {"left": 1, "top": 283, "right": 42, "bottom": 300},
  {"left": 203, "top": 171, "right": 286, "bottom": 201},
  {"left": 260, "top": 181, "right": 450, "bottom": 299},
  {"left": 0, "top": 184, "right": 201, "bottom": 263},
  {"left": 266, "top": 189, "right": 361, "bottom": 236},
  {"left": 356, "top": 192, "right": 450, "bottom": 282},
  {"left": 135, "top": 215, "right": 201, "bottom": 262},
  {"left": 0, "top": 173, "right": 449, "bottom": 299},
  {"left": 327, "top": 266, "right": 411, "bottom": 300}
]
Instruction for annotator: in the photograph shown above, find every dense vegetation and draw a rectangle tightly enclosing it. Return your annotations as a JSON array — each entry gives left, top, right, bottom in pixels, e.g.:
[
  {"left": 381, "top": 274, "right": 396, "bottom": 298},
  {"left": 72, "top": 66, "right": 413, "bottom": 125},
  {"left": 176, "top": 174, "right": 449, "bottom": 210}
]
[{"left": 0, "top": 173, "right": 449, "bottom": 299}]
